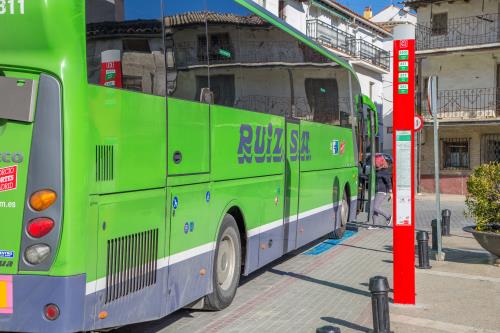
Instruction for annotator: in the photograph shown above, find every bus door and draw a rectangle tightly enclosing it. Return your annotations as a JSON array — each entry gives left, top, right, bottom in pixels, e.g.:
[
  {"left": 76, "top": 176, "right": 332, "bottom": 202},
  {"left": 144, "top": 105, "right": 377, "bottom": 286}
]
[
  {"left": 356, "top": 95, "right": 378, "bottom": 221},
  {"left": 283, "top": 118, "right": 301, "bottom": 253}
]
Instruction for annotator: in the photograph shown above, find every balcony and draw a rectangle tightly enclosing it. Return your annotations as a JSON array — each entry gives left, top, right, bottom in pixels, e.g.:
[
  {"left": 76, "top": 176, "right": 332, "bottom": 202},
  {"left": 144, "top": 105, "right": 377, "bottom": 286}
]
[
  {"left": 306, "top": 19, "right": 354, "bottom": 55},
  {"left": 349, "top": 39, "right": 390, "bottom": 71},
  {"left": 306, "top": 19, "right": 390, "bottom": 71},
  {"left": 421, "top": 87, "right": 500, "bottom": 121},
  {"left": 416, "top": 13, "right": 500, "bottom": 51}
]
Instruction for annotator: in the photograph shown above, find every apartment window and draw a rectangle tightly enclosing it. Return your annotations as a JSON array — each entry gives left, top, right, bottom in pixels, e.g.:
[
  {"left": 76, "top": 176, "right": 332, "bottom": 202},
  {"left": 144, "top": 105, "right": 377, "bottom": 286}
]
[
  {"left": 481, "top": 134, "right": 500, "bottom": 164},
  {"left": 123, "top": 39, "right": 151, "bottom": 53},
  {"left": 441, "top": 138, "right": 470, "bottom": 170},
  {"left": 198, "top": 33, "right": 233, "bottom": 63},
  {"left": 431, "top": 13, "right": 448, "bottom": 36},
  {"left": 305, "top": 78, "right": 340, "bottom": 125},
  {"left": 196, "top": 75, "right": 235, "bottom": 107}
]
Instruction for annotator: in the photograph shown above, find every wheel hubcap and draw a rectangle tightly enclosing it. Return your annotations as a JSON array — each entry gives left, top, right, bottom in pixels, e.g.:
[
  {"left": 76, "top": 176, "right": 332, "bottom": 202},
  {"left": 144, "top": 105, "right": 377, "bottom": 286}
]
[
  {"left": 340, "top": 197, "right": 348, "bottom": 226},
  {"left": 217, "top": 231, "right": 236, "bottom": 291}
]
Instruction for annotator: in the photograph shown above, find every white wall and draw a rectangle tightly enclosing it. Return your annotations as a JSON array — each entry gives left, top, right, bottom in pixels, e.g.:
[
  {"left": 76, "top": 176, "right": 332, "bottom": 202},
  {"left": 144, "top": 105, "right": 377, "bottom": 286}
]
[
  {"left": 254, "top": 0, "right": 279, "bottom": 16},
  {"left": 371, "top": 5, "right": 417, "bottom": 25},
  {"left": 416, "top": 0, "right": 499, "bottom": 23},
  {"left": 421, "top": 50, "right": 500, "bottom": 90}
]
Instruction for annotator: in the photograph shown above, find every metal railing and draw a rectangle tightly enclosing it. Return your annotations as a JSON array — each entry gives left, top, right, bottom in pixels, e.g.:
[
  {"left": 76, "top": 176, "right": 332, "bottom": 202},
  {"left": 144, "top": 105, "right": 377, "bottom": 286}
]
[
  {"left": 421, "top": 87, "right": 500, "bottom": 120},
  {"left": 416, "top": 13, "right": 500, "bottom": 50},
  {"left": 174, "top": 41, "right": 309, "bottom": 68},
  {"left": 306, "top": 19, "right": 390, "bottom": 70},
  {"left": 480, "top": 134, "right": 500, "bottom": 164},
  {"left": 306, "top": 19, "right": 354, "bottom": 55},
  {"left": 349, "top": 39, "right": 390, "bottom": 70}
]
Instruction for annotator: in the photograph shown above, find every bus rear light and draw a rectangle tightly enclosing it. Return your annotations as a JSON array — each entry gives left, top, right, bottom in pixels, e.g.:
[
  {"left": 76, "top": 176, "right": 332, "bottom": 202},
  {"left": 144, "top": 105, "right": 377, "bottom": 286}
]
[
  {"left": 30, "top": 190, "right": 57, "bottom": 212},
  {"left": 44, "top": 304, "right": 60, "bottom": 321},
  {"left": 24, "top": 244, "right": 51, "bottom": 265},
  {"left": 27, "top": 218, "right": 55, "bottom": 238}
]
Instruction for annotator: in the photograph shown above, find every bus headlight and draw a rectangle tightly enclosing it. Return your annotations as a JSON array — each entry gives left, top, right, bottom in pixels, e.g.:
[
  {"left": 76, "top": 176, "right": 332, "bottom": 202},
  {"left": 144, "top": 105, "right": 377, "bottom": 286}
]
[{"left": 24, "top": 244, "right": 51, "bottom": 265}]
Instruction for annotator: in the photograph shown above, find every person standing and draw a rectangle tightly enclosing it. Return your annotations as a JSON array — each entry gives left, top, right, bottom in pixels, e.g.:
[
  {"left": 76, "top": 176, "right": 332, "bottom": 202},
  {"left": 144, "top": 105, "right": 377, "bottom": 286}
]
[{"left": 369, "top": 155, "right": 393, "bottom": 229}]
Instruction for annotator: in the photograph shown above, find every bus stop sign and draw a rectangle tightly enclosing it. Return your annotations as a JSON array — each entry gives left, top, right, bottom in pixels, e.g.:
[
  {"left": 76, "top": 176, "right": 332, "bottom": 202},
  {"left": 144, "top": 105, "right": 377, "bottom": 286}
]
[{"left": 392, "top": 24, "right": 416, "bottom": 305}]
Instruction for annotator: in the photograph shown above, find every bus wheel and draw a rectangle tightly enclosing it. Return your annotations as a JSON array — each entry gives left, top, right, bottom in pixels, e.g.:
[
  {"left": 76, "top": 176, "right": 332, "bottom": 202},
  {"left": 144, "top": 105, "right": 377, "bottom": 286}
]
[
  {"left": 331, "top": 191, "right": 349, "bottom": 240},
  {"left": 205, "top": 214, "right": 242, "bottom": 310}
]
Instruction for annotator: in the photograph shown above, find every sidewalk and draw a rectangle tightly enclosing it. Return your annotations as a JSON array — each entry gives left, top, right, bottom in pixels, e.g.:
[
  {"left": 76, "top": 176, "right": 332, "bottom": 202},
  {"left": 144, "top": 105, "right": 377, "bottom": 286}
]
[
  {"left": 116, "top": 196, "right": 499, "bottom": 333},
  {"left": 389, "top": 234, "right": 500, "bottom": 333}
]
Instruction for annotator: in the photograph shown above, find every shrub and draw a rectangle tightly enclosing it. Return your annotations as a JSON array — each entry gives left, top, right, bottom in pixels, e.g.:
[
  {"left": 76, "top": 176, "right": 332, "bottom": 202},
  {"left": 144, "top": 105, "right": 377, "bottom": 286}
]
[{"left": 465, "top": 162, "right": 500, "bottom": 233}]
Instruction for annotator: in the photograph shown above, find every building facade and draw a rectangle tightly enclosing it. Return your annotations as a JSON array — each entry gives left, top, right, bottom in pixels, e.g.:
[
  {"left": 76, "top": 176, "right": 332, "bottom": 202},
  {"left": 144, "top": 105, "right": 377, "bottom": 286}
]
[
  {"left": 253, "top": 0, "right": 392, "bottom": 151},
  {"left": 405, "top": 0, "right": 500, "bottom": 194}
]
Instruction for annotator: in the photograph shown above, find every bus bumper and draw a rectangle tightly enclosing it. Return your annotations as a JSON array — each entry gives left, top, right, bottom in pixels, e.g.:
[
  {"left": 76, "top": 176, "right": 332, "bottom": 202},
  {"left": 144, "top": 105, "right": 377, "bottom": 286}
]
[{"left": 0, "top": 274, "right": 86, "bottom": 333}]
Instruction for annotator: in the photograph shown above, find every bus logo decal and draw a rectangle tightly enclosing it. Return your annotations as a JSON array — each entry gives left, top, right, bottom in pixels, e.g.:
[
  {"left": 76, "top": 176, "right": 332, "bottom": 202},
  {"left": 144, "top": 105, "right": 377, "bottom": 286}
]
[
  {"left": 0, "top": 152, "right": 24, "bottom": 164},
  {"left": 0, "top": 250, "right": 14, "bottom": 259},
  {"left": 0, "top": 166, "right": 17, "bottom": 192},
  {"left": 238, "top": 124, "right": 311, "bottom": 164},
  {"left": 238, "top": 124, "right": 284, "bottom": 164},
  {"left": 300, "top": 131, "right": 311, "bottom": 161},
  {"left": 331, "top": 140, "right": 340, "bottom": 155}
]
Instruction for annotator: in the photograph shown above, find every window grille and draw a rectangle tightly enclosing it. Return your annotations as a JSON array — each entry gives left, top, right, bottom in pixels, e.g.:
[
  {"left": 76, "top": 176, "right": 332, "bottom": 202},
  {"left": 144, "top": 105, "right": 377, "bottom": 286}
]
[
  {"left": 431, "top": 13, "right": 448, "bottom": 36},
  {"left": 481, "top": 134, "right": 500, "bottom": 164},
  {"left": 441, "top": 138, "right": 470, "bottom": 170}
]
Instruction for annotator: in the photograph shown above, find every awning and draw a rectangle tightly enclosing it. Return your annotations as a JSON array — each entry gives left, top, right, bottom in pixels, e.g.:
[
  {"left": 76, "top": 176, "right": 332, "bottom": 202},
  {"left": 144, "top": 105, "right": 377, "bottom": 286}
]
[{"left": 310, "top": 0, "right": 350, "bottom": 22}]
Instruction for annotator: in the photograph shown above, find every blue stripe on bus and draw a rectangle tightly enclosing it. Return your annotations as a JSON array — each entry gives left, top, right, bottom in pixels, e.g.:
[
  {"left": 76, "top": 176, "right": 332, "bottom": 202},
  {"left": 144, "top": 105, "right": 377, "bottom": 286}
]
[{"left": 303, "top": 230, "right": 357, "bottom": 256}]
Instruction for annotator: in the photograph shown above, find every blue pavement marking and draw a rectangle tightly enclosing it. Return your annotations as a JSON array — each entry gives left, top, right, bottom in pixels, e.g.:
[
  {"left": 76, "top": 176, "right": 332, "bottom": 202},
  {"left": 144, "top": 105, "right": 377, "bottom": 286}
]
[{"left": 303, "top": 231, "right": 357, "bottom": 256}]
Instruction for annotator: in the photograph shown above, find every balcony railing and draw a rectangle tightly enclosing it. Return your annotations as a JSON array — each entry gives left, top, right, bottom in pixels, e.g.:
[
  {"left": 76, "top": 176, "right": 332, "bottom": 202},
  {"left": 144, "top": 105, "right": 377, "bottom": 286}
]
[
  {"left": 349, "top": 39, "right": 390, "bottom": 70},
  {"left": 306, "top": 19, "right": 354, "bottom": 55},
  {"left": 416, "top": 13, "right": 500, "bottom": 51},
  {"left": 173, "top": 41, "right": 306, "bottom": 68},
  {"left": 306, "top": 19, "right": 390, "bottom": 70},
  {"left": 421, "top": 87, "right": 500, "bottom": 120}
]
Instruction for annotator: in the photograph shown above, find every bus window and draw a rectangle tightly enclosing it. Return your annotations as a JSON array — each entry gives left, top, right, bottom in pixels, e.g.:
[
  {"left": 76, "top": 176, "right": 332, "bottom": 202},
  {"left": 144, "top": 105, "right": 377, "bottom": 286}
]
[
  {"left": 305, "top": 78, "right": 339, "bottom": 124},
  {"left": 205, "top": 0, "right": 292, "bottom": 116},
  {"left": 85, "top": 0, "right": 166, "bottom": 96},
  {"left": 164, "top": 0, "right": 209, "bottom": 102}
]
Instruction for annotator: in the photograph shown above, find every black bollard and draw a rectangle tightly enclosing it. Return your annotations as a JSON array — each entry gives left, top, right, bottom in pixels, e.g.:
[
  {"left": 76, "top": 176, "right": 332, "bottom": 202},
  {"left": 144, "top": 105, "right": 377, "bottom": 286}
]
[
  {"left": 431, "top": 219, "right": 438, "bottom": 251},
  {"left": 441, "top": 209, "right": 451, "bottom": 236},
  {"left": 416, "top": 231, "right": 432, "bottom": 269},
  {"left": 369, "top": 276, "right": 391, "bottom": 333},
  {"left": 316, "top": 326, "right": 340, "bottom": 333}
]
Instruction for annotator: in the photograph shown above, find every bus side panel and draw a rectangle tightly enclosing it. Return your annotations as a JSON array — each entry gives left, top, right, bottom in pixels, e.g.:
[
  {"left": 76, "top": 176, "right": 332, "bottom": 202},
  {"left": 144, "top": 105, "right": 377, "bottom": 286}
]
[
  {"left": 296, "top": 169, "right": 353, "bottom": 248},
  {"left": 296, "top": 122, "right": 357, "bottom": 248},
  {"left": 88, "top": 86, "right": 166, "bottom": 195},
  {"left": 210, "top": 105, "right": 285, "bottom": 181},
  {"left": 164, "top": 174, "right": 283, "bottom": 311},
  {"left": 166, "top": 183, "right": 214, "bottom": 313},
  {"left": 213, "top": 175, "right": 285, "bottom": 273},
  {"left": 167, "top": 98, "right": 210, "bottom": 176},
  {"left": 87, "top": 188, "right": 167, "bottom": 331},
  {"left": 284, "top": 121, "right": 301, "bottom": 253},
  {"left": 299, "top": 121, "right": 356, "bottom": 172}
]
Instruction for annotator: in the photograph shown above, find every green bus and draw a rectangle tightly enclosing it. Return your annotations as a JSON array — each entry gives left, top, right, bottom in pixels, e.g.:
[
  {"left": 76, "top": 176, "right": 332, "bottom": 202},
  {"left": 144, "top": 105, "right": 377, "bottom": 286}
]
[{"left": 0, "top": 0, "right": 376, "bottom": 331}]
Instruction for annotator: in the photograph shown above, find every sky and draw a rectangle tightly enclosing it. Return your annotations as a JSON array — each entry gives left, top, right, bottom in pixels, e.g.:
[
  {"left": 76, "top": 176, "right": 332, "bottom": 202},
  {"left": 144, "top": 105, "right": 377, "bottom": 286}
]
[
  {"left": 124, "top": 0, "right": 402, "bottom": 20},
  {"left": 335, "top": 0, "right": 401, "bottom": 16}
]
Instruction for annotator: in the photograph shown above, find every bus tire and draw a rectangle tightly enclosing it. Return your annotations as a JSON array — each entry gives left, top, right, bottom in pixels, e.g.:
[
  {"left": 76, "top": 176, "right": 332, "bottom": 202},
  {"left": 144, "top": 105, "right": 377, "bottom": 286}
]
[
  {"left": 205, "top": 214, "right": 242, "bottom": 310},
  {"left": 331, "top": 191, "right": 349, "bottom": 240}
]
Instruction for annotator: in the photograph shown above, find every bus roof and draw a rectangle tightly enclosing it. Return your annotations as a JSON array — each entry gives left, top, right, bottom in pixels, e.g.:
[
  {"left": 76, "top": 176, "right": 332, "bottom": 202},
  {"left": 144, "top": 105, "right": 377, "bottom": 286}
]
[{"left": 235, "top": 0, "right": 358, "bottom": 79}]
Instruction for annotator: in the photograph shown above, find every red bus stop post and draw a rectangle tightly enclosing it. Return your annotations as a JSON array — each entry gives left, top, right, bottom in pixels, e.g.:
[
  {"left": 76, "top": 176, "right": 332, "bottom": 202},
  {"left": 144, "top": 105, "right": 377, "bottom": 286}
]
[{"left": 392, "top": 24, "right": 416, "bottom": 305}]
